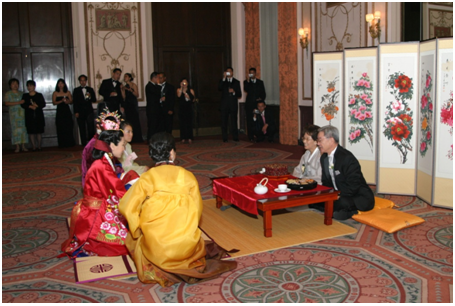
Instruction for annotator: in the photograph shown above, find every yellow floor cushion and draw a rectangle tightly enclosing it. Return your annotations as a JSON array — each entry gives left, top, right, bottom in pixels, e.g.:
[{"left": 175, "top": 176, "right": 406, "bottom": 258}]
[{"left": 352, "top": 207, "right": 425, "bottom": 233}]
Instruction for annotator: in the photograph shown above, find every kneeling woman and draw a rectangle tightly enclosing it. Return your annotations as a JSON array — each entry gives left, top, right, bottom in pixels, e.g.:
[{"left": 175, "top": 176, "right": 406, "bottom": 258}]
[
  {"left": 62, "top": 130, "right": 131, "bottom": 258},
  {"left": 119, "top": 132, "right": 237, "bottom": 287}
]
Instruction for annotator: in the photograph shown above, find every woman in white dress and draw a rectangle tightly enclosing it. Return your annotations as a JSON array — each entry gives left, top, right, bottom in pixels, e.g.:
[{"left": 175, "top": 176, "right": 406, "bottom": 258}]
[{"left": 293, "top": 125, "right": 322, "bottom": 184}]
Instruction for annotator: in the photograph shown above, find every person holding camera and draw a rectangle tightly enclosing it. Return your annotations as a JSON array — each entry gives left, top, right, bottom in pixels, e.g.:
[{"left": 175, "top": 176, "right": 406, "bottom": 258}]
[
  {"left": 244, "top": 68, "right": 266, "bottom": 142},
  {"left": 73, "top": 75, "right": 97, "bottom": 146},
  {"left": 252, "top": 100, "right": 276, "bottom": 143},
  {"left": 177, "top": 78, "right": 196, "bottom": 143},
  {"left": 218, "top": 67, "right": 241, "bottom": 142},
  {"left": 53, "top": 78, "right": 75, "bottom": 148}
]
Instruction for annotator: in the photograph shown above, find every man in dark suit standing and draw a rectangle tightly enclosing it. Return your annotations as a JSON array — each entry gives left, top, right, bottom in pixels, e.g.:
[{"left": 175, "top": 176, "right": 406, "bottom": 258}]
[
  {"left": 315, "top": 125, "right": 375, "bottom": 220},
  {"left": 158, "top": 72, "right": 175, "bottom": 134},
  {"left": 73, "top": 74, "right": 97, "bottom": 145},
  {"left": 145, "top": 72, "right": 161, "bottom": 141},
  {"left": 252, "top": 101, "right": 276, "bottom": 143},
  {"left": 244, "top": 67, "right": 266, "bottom": 142},
  {"left": 98, "top": 68, "right": 123, "bottom": 115},
  {"left": 218, "top": 67, "right": 242, "bottom": 142}
]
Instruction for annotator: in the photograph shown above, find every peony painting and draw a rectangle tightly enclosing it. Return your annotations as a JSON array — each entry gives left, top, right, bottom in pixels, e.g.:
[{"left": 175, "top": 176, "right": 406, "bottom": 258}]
[
  {"left": 383, "top": 72, "right": 414, "bottom": 164},
  {"left": 419, "top": 71, "right": 434, "bottom": 157},
  {"left": 440, "top": 91, "right": 453, "bottom": 160},
  {"left": 347, "top": 72, "right": 374, "bottom": 151}
]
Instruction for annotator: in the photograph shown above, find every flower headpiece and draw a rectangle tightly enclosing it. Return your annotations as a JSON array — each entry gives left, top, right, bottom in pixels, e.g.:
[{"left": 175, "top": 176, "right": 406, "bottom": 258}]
[{"left": 95, "top": 107, "right": 123, "bottom": 131}]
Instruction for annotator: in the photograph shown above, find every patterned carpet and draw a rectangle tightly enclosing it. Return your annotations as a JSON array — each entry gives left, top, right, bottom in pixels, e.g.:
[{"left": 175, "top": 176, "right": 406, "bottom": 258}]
[{"left": 2, "top": 137, "right": 453, "bottom": 303}]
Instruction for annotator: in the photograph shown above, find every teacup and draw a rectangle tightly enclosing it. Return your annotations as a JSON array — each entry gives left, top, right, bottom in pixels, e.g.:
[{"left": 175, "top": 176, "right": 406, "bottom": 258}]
[{"left": 278, "top": 184, "right": 287, "bottom": 191}]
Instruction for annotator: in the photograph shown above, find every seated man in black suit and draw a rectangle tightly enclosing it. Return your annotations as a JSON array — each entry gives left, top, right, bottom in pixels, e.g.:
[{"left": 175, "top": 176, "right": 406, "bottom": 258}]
[
  {"left": 98, "top": 68, "right": 123, "bottom": 115},
  {"left": 244, "top": 67, "right": 266, "bottom": 142},
  {"left": 73, "top": 74, "right": 97, "bottom": 145},
  {"left": 252, "top": 100, "right": 276, "bottom": 143},
  {"left": 315, "top": 125, "right": 375, "bottom": 220}
]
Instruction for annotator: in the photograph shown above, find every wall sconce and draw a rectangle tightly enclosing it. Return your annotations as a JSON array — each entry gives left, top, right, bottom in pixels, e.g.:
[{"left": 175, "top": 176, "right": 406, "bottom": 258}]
[
  {"left": 298, "top": 28, "right": 310, "bottom": 57},
  {"left": 366, "top": 11, "right": 381, "bottom": 44}
]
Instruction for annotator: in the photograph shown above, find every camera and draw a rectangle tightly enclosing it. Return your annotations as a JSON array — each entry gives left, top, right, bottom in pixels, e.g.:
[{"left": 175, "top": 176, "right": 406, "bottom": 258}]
[
  {"left": 183, "top": 82, "right": 187, "bottom": 86},
  {"left": 226, "top": 72, "right": 231, "bottom": 76},
  {"left": 253, "top": 109, "right": 261, "bottom": 115},
  {"left": 249, "top": 74, "right": 254, "bottom": 78}
]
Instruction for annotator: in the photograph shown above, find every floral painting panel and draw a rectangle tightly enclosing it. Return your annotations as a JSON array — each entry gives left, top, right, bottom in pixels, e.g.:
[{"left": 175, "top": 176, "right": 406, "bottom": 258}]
[
  {"left": 314, "top": 60, "right": 343, "bottom": 141},
  {"left": 435, "top": 49, "right": 453, "bottom": 179},
  {"left": 379, "top": 53, "right": 418, "bottom": 169},
  {"left": 345, "top": 57, "right": 376, "bottom": 161},
  {"left": 417, "top": 52, "right": 436, "bottom": 175}
]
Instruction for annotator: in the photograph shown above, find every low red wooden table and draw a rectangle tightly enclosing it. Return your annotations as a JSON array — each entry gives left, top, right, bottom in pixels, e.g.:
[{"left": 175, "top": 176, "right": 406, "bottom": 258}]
[{"left": 212, "top": 174, "right": 339, "bottom": 237}]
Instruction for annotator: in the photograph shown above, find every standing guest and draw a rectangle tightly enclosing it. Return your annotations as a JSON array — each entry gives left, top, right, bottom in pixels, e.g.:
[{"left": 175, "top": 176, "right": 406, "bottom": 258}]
[
  {"left": 52, "top": 78, "right": 75, "bottom": 148},
  {"left": 21, "top": 80, "right": 46, "bottom": 151},
  {"left": 98, "top": 68, "right": 123, "bottom": 115},
  {"left": 145, "top": 72, "right": 161, "bottom": 141},
  {"left": 121, "top": 73, "right": 143, "bottom": 143},
  {"left": 158, "top": 72, "right": 175, "bottom": 134},
  {"left": 73, "top": 74, "right": 97, "bottom": 146},
  {"left": 81, "top": 108, "right": 122, "bottom": 188},
  {"left": 292, "top": 125, "right": 322, "bottom": 184},
  {"left": 218, "top": 67, "right": 241, "bottom": 142},
  {"left": 252, "top": 101, "right": 276, "bottom": 143},
  {"left": 118, "top": 120, "right": 149, "bottom": 175},
  {"left": 61, "top": 130, "right": 132, "bottom": 258},
  {"left": 119, "top": 132, "right": 237, "bottom": 287},
  {"left": 4, "top": 78, "right": 28, "bottom": 153},
  {"left": 177, "top": 78, "right": 195, "bottom": 143},
  {"left": 244, "top": 68, "right": 266, "bottom": 142},
  {"left": 314, "top": 125, "right": 375, "bottom": 220}
]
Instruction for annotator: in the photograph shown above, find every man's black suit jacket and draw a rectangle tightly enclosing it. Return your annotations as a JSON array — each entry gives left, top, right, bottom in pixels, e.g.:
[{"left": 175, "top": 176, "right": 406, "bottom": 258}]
[
  {"left": 218, "top": 78, "right": 241, "bottom": 111},
  {"left": 320, "top": 145, "right": 374, "bottom": 211},
  {"left": 254, "top": 110, "right": 276, "bottom": 132},
  {"left": 72, "top": 86, "right": 97, "bottom": 117},
  {"left": 243, "top": 78, "right": 266, "bottom": 110},
  {"left": 99, "top": 78, "right": 122, "bottom": 112},
  {"left": 145, "top": 81, "right": 161, "bottom": 112},
  {"left": 160, "top": 82, "right": 175, "bottom": 113}
]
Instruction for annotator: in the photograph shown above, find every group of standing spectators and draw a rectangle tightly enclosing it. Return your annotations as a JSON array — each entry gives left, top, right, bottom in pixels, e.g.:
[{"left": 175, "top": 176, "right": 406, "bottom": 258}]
[{"left": 7, "top": 65, "right": 282, "bottom": 151}]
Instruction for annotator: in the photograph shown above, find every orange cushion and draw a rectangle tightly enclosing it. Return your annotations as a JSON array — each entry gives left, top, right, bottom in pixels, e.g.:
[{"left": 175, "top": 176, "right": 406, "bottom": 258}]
[{"left": 352, "top": 208, "right": 425, "bottom": 233}]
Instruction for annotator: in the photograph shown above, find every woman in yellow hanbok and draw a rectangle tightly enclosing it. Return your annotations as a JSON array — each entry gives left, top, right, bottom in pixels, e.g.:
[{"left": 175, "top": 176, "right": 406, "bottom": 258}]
[{"left": 119, "top": 132, "right": 236, "bottom": 287}]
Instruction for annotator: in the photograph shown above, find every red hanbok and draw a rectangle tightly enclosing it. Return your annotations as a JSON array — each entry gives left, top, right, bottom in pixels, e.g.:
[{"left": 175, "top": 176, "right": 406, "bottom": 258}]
[{"left": 62, "top": 154, "right": 131, "bottom": 257}]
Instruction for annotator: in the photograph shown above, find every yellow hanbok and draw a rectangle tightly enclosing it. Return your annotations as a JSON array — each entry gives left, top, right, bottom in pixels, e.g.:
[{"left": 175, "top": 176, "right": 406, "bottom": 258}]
[{"left": 119, "top": 164, "right": 236, "bottom": 286}]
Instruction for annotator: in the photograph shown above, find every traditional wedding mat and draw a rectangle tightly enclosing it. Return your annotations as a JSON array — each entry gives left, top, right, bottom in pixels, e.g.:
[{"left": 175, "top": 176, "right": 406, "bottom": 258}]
[
  {"left": 66, "top": 218, "right": 137, "bottom": 283},
  {"left": 200, "top": 199, "right": 357, "bottom": 259}
]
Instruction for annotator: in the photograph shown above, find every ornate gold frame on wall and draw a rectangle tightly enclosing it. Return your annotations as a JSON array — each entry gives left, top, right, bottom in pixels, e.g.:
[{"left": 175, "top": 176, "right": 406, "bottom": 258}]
[{"left": 85, "top": 2, "right": 144, "bottom": 101}]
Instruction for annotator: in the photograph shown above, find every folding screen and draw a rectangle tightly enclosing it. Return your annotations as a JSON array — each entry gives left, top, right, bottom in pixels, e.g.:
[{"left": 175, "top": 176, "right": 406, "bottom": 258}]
[
  {"left": 433, "top": 38, "right": 453, "bottom": 208},
  {"left": 417, "top": 40, "right": 437, "bottom": 205},
  {"left": 377, "top": 42, "right": 420, "bottom": 195},
  {"left": 313, "top": 52, "right": 344, "bottom": 144},
  {"left": 344, "top": 48, "right": 378, "bottom": 184}
]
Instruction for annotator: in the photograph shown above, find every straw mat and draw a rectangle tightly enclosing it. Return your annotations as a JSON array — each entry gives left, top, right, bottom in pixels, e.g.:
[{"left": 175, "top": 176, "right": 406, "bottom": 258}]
[{"left": 200, "top": 199, "right": 357, "bottom": 258}]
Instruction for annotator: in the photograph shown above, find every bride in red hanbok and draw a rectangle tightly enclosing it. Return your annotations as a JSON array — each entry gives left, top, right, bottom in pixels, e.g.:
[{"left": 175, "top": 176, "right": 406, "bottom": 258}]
[{"left": 62, "top": 130, "right": 138, "bottom": 258}]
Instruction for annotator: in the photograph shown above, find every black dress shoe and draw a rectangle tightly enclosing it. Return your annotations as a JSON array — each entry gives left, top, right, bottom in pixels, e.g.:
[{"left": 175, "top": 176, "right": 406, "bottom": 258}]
[
  {"left": 223, "top": 140, "right": 228, "bottom": 143},
  {"left": 233, "top": 138, "right": 239, "bottom": 142}
]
